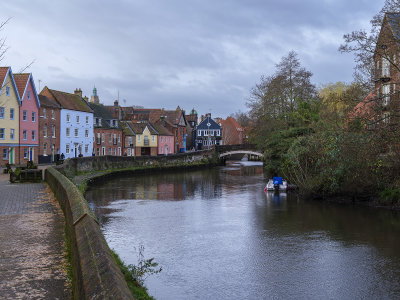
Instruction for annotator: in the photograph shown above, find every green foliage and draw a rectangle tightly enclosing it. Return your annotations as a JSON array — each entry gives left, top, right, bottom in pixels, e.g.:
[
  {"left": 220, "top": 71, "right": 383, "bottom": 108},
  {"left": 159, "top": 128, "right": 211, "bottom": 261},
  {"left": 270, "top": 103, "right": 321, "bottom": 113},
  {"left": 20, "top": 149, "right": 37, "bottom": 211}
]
[
  {"left": 127, "top": 245, "right": 162, "bottom": 286},
  {"left": 379, "top": 187, "right": 400, "bottom": 205},
  {"left": 112, "top": 247, "right": 160, "bottom": 300}
]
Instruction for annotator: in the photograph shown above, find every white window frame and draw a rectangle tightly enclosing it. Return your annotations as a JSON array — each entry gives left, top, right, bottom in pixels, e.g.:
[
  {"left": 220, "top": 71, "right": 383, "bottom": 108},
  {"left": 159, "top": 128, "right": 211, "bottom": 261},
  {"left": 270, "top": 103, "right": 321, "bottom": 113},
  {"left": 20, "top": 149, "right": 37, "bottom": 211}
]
[
  {"left": 66, "top": 114, "right": 70, "bottom": 122},
  {"left": 10, "top": 108, "right": 14, "bottom": 120},
  {"left": 27, "top": 91, "right": 31, "bottom": 100},
  {"left": 66, "top": 128, "right": 70, "bottom": 137},
  {"left": 66, "top": 144, "right": 70, "bottom": 154},
  {"left": 0, "top": 128, "right": 4, "bottom": 139},
  {"left": 74, "top": 128, "right": 79, "bottom": 137},
  {"left": 24, "top": 148, "right": 28, "bottom": 159},
  {"left": 0, "top": 107, "right": 4, "bottom": 119},
  {"left": 23, "top": 110, "right": 27, "bottom": 121},
  {"left": 6, "top": 86, "right": 10, "bottom": 96},
  {"left": 32, "top": 111, "right": 36, "bottom": 122},
  {"left": 32, "top": 130, "right": 36, "bottom": 141},
  {"left": 85, "top": 129, "right": 89, "bottom": 138},
  {"left": 52, "top": 125, "right": 56, "bottom": 138},
  {"left": 76, "top": 115, "right": 80, "bottom": 123},
  {"left": 44, "top": 125, "right": 47, "bottom": 137},
  {"left": 23, "top": 130, "right": 27, "bottom": 140}
]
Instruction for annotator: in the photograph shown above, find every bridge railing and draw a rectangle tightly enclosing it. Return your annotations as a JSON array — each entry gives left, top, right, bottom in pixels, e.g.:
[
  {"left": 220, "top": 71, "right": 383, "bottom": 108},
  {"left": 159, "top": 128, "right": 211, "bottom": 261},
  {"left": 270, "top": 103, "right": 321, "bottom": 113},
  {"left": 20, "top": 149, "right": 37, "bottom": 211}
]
[{"left": 215, "top": 144, "right": 257, "bottom": 153}]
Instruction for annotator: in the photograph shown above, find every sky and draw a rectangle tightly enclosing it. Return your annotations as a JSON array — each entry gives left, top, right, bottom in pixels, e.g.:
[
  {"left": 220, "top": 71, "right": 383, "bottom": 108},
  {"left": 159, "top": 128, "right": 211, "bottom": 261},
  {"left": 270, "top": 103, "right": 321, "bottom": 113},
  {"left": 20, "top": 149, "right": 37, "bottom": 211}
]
[{"left": 0, "top": 0, "right": 385, "bottom": 118}]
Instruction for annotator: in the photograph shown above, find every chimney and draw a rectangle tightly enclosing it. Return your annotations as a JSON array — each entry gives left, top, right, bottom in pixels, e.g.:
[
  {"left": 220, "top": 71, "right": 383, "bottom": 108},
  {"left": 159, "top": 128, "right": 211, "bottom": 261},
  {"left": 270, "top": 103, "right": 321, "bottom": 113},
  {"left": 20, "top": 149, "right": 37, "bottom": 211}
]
[
  {"left": 114, "top": 100, "right": 119, "bottom": 107},
  {"left": 74, "top": 88, "right": 82, "bottom": 98},
  {"left": 83, "top": 96, "right": 89, "bottom": 102}
]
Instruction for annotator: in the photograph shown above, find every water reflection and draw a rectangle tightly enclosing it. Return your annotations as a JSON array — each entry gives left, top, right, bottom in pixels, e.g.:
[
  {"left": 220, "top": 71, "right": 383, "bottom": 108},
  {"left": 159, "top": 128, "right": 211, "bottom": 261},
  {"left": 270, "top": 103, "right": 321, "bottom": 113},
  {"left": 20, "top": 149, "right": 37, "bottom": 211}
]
[{"left": 86, "top": 162, "right": 400, "bottom": 299}]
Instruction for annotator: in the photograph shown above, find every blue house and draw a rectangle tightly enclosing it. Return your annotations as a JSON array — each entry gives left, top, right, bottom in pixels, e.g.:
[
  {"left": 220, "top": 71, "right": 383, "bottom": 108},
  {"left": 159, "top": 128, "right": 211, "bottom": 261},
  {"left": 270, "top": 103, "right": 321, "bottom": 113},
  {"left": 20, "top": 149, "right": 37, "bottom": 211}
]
[
  {"left": 41, "top": 87, "right": 94, "bottom": 159},
  {"left": 195, "top": 113, "right": 222, "bottom": 150}
]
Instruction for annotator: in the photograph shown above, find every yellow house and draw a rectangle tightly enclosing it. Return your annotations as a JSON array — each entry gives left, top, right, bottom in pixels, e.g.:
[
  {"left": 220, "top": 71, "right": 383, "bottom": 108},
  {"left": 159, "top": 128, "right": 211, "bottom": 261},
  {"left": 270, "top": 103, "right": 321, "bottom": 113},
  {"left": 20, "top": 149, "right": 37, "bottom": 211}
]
[
  {"left": 0, "top": 67, "right": 21, "bottom": 166},
  {"left": 127, "top": 122, "right": 158, "bottom": 156}
]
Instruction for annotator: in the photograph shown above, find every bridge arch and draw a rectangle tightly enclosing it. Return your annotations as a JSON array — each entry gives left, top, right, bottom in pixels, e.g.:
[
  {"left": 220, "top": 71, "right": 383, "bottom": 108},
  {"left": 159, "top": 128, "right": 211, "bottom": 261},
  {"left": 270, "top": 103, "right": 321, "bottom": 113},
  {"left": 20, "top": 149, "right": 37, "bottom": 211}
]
[{"left": 218, "top": 150, "right": 263, "bottom": 159}]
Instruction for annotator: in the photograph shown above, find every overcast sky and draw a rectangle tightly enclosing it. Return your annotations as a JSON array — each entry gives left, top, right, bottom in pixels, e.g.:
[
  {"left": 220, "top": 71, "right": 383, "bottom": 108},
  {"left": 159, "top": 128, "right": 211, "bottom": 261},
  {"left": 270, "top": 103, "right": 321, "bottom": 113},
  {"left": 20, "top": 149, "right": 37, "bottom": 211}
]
[{"left": 0, "top": 0, "right": 384, "bottom": 117}]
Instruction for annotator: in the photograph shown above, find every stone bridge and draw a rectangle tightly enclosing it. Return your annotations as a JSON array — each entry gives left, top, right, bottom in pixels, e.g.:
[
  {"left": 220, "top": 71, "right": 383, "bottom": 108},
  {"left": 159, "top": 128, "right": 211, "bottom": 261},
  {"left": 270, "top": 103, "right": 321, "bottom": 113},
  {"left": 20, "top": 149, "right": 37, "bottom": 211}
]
[{"left": 215, "top": 144, "right": 263, "bottom": 160}]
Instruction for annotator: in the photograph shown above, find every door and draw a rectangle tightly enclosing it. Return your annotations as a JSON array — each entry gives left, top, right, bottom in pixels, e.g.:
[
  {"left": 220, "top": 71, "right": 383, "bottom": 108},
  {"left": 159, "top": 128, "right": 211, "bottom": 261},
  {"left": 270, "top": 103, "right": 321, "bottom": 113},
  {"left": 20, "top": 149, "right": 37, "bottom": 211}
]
[
  {"left": 9, "top": 148, "right": 13, "bottom": 164},
  {"left": 29, "top": 147, "right": 33, "bottom": 161},
  {"left": 165, "top": 144, "right": 168, "bottom": 155}
]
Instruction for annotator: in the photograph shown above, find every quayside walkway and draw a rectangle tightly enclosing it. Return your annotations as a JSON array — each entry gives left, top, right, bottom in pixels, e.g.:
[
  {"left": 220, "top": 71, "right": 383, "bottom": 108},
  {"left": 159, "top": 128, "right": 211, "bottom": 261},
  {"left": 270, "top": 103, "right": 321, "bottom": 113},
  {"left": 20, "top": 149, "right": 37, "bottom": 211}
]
[{"left": 0, "top": 172, "right": 71, "bottom": 299}]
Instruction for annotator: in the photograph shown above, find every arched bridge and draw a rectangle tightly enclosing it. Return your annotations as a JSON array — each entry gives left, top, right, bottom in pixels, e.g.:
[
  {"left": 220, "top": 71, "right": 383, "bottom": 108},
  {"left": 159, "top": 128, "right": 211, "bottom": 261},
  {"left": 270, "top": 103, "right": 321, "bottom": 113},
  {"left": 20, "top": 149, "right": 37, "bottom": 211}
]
[{"left": 215, "top": 144, "right": 263, "bottom": 160}]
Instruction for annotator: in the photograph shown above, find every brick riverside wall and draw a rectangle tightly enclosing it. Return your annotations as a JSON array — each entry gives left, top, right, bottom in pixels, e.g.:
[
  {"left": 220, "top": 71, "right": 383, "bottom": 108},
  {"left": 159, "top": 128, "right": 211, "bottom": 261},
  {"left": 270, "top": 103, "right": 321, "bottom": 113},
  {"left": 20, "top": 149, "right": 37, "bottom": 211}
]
[
  {"left": 45, "top": 167, "right": 133, "bottom": 300},
  {"left": 58, "top": 150, "right": 214, "bottom": 178}
]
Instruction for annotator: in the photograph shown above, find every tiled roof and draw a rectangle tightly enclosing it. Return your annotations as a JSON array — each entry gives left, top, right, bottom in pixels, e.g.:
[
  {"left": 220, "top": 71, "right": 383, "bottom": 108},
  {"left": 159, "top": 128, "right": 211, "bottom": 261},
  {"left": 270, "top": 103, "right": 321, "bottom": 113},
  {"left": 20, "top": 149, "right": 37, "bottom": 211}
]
[
  {"left": 197, "top": 116, "right": 221, "bottom": 130},
  {"left": 42, "top": 87, "right": 92, "bottom": 113},
  {"left": 152, "top": 120, "right": 174, "bottom": 136},
  {"left": 349, "top": 92, "right": 377, "bottom": 120},
  {"left": 129, "top": 122, "right": 158, "bottom": 135},
  {"left": 13, "top": 73, "right": 30, "bottom": 98},
  {"left": 0, "top": 67, "right": 9, "bottom": 88},
  {"left": 387, "top": 13, "right": 400, "bottom": 41},
  {"left": 38, "top": 95, "right": 61, "bottom": 108},
  {"left": 120, "top": 121, "right": 136, "bottom": 136},
  {"left": 87, "top": 102, "right": 122, "bottom": 129}
]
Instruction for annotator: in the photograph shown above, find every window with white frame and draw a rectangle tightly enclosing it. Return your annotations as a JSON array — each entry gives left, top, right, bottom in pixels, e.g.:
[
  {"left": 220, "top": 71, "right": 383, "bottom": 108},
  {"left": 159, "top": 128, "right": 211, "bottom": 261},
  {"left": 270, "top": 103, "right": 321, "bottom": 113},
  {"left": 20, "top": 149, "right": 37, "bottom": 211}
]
[
  {"left": 23, "top": 110, "right": 27, "bottom": 121},
  {"left": 3, "top": 148, "right": 8, "bottom": 159},
  {"left": 118, "top": 134, "right": 120, "bottom": 143},
  {"left": 109, "top": 148, "right": 112, "bottom": 155},
  {"left": 44, "top": 125, "right": 47, "bottom": 137},
  {"left": 102, "top": 133, "right": 105, "bottom": 142},
  {"left": 86, "top": 116, "right": 89, "bottom": 124},
  {"left": 113, "top": 148, "right": 116, "bottom": 155},
  {"left": 23, "top": 130, "right": 27, "bottom": 140},
  {"left": 118, "top": 147, "right": 121, "bottom": 156},
  {"left": 0, "top": 107, "right": 4, "bottom": 119},
  {"left": 27, "top": 91, "right": 31, "bottom": 100},
  {"left": 76, "top": 115, "right": 80, "bottom": 123},
  {"left": 24, "top": 148, "right": 28, "bottom": 159},
  {"left": 128, "top": 148, "right": 131, "bottom": 156},
  {"left": 383, "top": 84, "right": 390, "bottom": 106},
  {"left": 32, "top": 130, "right": 36, "bottom": 141},
  {"left": 44, "top": 143, "right": 47, "bottom": 155},
  {"left": 32, "top": 112, "right": 36, "bottom": 122},
  {"left": 42, "top": 108, "right": 47, "bottom": 118},
  {"left": 382, "top": 58, "right": 390, "bottom": 77},
  {"left": 85, "top": 144, "right": 89, "bottom": 153},
  {"left": 85, "top": 129, "right": 89, "bottom": 138},
  {"left": 52, "top": 125, "right": 56, "bottom": 138},
  {"left": 152, "top": 136, "right": 155, "bottom": 142},
  {"left": 66, "top": 114, "right": 70, "bottom": 122},
  {"left": 102, "top": 147, "right": 106, "bottom": 156},
  {"left": 10, "top": 129, "right": 14, "bottom": 140},
  {"left": 66, "top": 128, "right": 70, "bottom": 137},
  {"left": 0, "top": 128, "right": 4, "bottom": 139},
  {"left": 10, "top": 108, "right": 14, "bottom": 120},
  {"left": 6, "top": 86, "right": 10, "bottom": 96},
  {"left": 66, "top": 144, "right": 70, "bottom": 154},
  {"left": 75, "top": 128, "right": 78, "bottom": 137},
  {"left": 51, "top": 109, "right": 55, "bottom": 119},
  {"left": 138, "top": 135, "right": 141, "bottom": 141}
]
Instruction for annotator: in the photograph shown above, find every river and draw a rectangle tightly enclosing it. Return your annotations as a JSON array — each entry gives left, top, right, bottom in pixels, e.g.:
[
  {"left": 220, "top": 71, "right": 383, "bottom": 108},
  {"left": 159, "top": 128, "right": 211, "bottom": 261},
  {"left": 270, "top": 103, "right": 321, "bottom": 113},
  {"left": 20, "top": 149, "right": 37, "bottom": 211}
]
[{"left": 85, "top": 161, "right": 400, "bottom": 299}]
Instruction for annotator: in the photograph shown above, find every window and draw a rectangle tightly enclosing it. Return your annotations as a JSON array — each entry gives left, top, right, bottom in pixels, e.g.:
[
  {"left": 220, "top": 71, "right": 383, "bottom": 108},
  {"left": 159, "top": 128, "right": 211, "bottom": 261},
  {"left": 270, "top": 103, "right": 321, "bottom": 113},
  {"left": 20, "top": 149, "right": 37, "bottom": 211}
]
[
  {"left": 382, "top": 112, "right": 390, "bottom": 124},
  {"left": 138, "top": 135, "right": 141, "bottom": 141},
  {"left": 85, "top": 144, "right": 89, "bottom": 153},
  {"left": 3, "top": 148, "right": 8, "bottom": 159},
  {"left": 23, "top": 130, "right": 27, "bottom": 140},
  {"left": 76, "top": 115, "right": 80, "bottom": 123},
  {"left": 10, "top": 129, "right": 14, "bottom": 140},
  {"left": 66, "top": 114, "right": 70, "bottom": 122},
  {"left": 32, "top": 112, "right": 36, "bottom": 122},
  {"left": 42, "top": 108, "right": 47, "bottom": 118},
  {"left": 161, "top": 147, "right": 163, "bottom": 154},
  {"left": 23, "top": 110, "right": 27, "bottom": 121},
  {"left": 51, "top": 109, "right": 55, "bottom": 119},
  {"left": 0, "top": 107, "right": 4, "bottom": 119},
  {"left": 66, "top": 128, "right": 70, "bottom": 137},
  {"left": 118, "top": 134, "right": 120, "bottom": 143},
  {"left": 382, "top": 58, "right": 390, "bottom": 77},
  {"left": 383, "top": 84, "right": 390, "bottom": 106},
  {"left": 75, "top": 128, "right": 79, "bottom": 137},
  {"left": 109, "top": 148, "right": 112, "bottom": 155},
  {"left": 86, "top": 116, "right": 89, "bottom": 124},
  {"left": 43, "top": 125, "right": 47, "bottom": 137},
  {"left": 44, "top": 143, "right": 47, "bottom": 156},
  {"left": 85, "top": 129, "right": 89, "bottom": 138},
  {"left": 10, "top": 108, "right": 14, "bottom": 120},
  {"left": 66, "top": 144, "right": 70, "bottom": 154},
  {"left": 78, "top": 144, "right": 82, "bottom": 155},
  {"left": 152, "top": 136, "right": 155, "bottom": 142},
  {"left": 118, "top": 147, "right": 121, "bottom": 156},
  {"left": 113, "top": 148, "right": 116, "bottom": 155},
  {"left": 102, "top": 147, "right": 106, "bottom": 156},
  {"left": 52, "top": 125, "right": 56, "bottom": 138},
  {"left": 32, "top": 130, "right": 36, "bottom": 141},
  {"left": 102, "top": 133, "right": 105, "bottom": 142},
  {"left": 161, "top": 136, "right": 163, "bottom": 142},
  {"left": 128, "top": 148, "right": 131, "bottom": 156},
  {"left": 109, "top": 134, "right": 112, "bottom": 143},
  {"left": 24, "top": 148, "right": 28, "bottom": 159},
  {"left": 6, "top": 86, "right": 10, "bottom": 96},
  {"left": 27, "top": 91, "right": 31, "bottom": 100},
  {"left": 0, "top": 128, "right": 4, "bottom": 139}
]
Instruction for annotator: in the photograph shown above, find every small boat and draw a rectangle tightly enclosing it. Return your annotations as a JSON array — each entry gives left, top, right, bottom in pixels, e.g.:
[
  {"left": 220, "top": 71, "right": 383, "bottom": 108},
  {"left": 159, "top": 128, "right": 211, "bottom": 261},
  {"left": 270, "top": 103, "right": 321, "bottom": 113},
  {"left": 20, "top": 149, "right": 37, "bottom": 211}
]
[{"left": 264, "top": 177, "right": 288, "bottom": 191}]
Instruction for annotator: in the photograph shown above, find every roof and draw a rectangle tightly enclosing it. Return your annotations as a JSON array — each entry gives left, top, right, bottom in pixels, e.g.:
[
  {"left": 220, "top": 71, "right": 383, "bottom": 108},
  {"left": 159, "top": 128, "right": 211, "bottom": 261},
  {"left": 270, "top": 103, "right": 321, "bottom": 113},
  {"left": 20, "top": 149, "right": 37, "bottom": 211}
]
[
  {"left": 152, "top": 120, "right": 174, "bottom": 136},
  {"left": 197, "top": 116, "right": 221, "bottom": 130},
  {"left": 128, "top": 122, "right": 158, "bottom": 135},
  {"left": 386, "top": 13, "right": 400, "bottom": 41},
  {"left": 38, "top": 95, "right": 61, "bottom": 108},
  {"left": 42, "top": 87, "right": 92, "bottom": 113},
  {"left": 0, "top": 67, "right": 21, "bottom": 104},
  {"left": 88, "top": 102, "right": 121, "bottom": 129},
  {"left": 348, "top": 92, "right": 377, "bottom": 120},
  {"left": 13, "top": 73, "right": 30, "bottom": 98},
  {"left": 120, "top": 121, "right": 136, "bottom": 136}
]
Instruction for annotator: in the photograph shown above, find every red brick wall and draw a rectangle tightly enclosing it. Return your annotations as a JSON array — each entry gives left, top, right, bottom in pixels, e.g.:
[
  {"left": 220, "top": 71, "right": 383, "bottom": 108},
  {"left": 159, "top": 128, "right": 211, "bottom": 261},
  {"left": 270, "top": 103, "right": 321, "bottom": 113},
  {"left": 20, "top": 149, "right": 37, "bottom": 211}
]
[
  {"left": 39, "top": 106, "right": 61, "bottom": 157},
  {"left": 93, "top": 128, "right": 123, "bottom": 156}
]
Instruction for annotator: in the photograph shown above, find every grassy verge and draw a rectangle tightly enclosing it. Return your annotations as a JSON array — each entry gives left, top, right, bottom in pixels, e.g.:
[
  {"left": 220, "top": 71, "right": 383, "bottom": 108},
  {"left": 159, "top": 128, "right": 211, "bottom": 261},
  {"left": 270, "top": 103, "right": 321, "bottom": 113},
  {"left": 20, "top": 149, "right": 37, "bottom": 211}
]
[{"left": 111, "top": 250, "right": 155, "bottom": 300}]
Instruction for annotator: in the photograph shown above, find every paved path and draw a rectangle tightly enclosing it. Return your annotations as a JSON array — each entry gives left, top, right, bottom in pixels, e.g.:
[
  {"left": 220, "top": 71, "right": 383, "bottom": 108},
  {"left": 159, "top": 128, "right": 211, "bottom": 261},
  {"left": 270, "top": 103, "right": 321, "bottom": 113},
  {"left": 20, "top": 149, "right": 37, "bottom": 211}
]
[{"left": 0, "top": 173, "right": 72, "bottom": 299}]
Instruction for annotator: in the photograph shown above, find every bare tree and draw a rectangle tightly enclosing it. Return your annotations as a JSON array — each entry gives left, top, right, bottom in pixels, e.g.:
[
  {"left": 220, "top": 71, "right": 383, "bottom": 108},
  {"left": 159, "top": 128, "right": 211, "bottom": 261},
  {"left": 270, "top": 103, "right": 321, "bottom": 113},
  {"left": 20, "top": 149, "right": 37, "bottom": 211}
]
[{"left": 0, "top": 18, "right": 11, "bottom": 64}]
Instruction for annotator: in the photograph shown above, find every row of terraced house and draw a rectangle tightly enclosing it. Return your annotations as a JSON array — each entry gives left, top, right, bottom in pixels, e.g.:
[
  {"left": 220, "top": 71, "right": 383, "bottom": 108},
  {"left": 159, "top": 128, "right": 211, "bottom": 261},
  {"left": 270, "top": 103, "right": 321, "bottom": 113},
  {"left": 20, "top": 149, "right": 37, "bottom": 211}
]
[{"left": 0, "top": 66, "right": 244, "bottom": 167}]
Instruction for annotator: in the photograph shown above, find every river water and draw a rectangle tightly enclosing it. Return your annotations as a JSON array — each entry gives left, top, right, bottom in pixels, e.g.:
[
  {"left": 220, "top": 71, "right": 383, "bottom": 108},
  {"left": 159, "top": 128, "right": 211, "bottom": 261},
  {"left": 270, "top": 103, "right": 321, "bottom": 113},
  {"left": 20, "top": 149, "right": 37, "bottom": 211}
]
[{"left": 85, "top": 161, "right": 400, "bottom": 299}]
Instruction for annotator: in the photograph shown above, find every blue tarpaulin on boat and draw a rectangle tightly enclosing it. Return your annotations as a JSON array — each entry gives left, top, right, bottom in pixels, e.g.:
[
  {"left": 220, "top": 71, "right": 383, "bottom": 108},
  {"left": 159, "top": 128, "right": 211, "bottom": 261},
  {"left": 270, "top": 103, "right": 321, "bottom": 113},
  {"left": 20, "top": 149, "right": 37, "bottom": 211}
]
[{"left": 273, "top": 177, "right": 283, "bottom": 185}]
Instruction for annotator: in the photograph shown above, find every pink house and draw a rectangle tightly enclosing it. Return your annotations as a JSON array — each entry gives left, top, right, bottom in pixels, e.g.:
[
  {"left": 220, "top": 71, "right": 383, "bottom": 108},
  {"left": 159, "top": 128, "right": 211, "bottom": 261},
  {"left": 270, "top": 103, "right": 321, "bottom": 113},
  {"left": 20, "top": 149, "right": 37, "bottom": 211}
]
[
  {"left": 14, "top": 73, "right": 40, "bottom": 163},
  {"left": 153, "top": 120, "right": 175, "bottom": 155}
]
